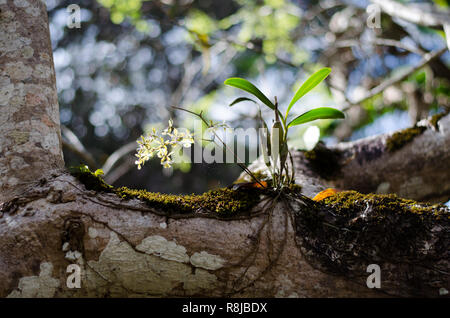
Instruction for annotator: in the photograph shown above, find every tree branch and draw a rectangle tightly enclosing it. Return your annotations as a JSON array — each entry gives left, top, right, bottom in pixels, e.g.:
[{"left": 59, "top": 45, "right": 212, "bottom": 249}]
[
  {"left": 330, "top": 113, "right": 450, "bottom": 202},
  {"left": 371, "top": 0, "right": 450, "bottom": 28},
  {"left": 101, "top": 141, "right": 137, "bottom": 176},
  {"left": 243, "top": 112, "right": 450, "bottom": 203},
  {"left": 61, "top": 126, "right": 98, "bottom": 169},
  {"left": 341, "top": 47, "right": 447, "bottom": 111},
  {"left": 1, "top": 168, "right": 447, "bottom": 298},
  {"left": 104, "top": 156, "right": 136, "bottom": 184},
  {"left": 334, "top": 38, "right": 425, "bottom": 56}
]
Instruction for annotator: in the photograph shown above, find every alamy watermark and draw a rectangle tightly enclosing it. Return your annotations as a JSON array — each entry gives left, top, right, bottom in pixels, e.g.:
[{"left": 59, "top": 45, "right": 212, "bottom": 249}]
[
  {"left": 366, "top": 4, "right": 381, "bottom": 29},
  {"left": 66, "top": 264, "right": 81, "bottom": 288},
  {"left": 67, "top": 4, "right": 81, "bottom": 29},
  {"left": 366, "top": 264, "right": 381, "bottom": 289}
]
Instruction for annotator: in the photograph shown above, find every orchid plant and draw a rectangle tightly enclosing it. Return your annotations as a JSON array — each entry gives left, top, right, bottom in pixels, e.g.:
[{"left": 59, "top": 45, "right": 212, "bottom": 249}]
[
  {"left": 135, "top": 67, "right": 345, "bottom": 191},
  {"left": 224, "top": 67, "right": 345, "bottom": 189}
]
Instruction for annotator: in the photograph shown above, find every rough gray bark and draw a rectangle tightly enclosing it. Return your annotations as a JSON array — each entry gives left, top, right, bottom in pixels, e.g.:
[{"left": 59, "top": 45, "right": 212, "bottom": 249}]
[
  {"left": 0, "top": 0, "right": 448, "bottom": 299},
  {"left": 0, "top": 0, "right": 64, "bottom": 204}
]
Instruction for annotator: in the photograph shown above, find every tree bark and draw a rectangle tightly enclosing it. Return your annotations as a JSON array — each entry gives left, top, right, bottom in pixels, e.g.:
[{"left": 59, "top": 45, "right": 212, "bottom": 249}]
[
  {"left": 0, "top": 0, "right": 64, "bottom": 204},
  {"left": 0, "top": 0, "right": 448, "bottom": 298}
]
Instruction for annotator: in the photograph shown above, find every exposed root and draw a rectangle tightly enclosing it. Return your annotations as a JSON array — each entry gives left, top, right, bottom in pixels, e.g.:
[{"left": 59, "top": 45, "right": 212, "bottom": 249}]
[{"left": 226, "top": 191, "right": 291, "bottom": 296}]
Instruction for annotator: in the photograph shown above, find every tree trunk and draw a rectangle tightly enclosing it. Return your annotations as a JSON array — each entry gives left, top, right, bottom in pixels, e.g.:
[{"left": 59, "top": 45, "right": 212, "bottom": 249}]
[
  {"left": 0, "top": 0, "right": 448, "bottom": 298},
  {"left": 0, "top": 0, "right": 64, "bottom": 203}
]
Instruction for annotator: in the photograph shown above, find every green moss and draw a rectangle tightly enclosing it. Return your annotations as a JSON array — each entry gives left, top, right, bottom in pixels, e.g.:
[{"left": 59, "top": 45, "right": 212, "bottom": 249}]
[
  {"left": 322, "top": 190, "right": 447, "bottom": 219},
  {"left": 386, "top": 111, "right": 449, "bottom": 152},
  {"left": 69, "top": 165, "right": 113, "bottom": 192},
  {"left": 303, "top": 141, "right": 341, "bottom": 179},
  {"left": 115, "top": 186, "right": 261, "bottom": 216},
  {"left": 429, "top": 110, "right": 448, "bottom": 130},
  {"left": 70, "top": 165, "right": 261, "bottom": 216},
  {"left": 293, "top": 190, "right": 449, "bottom": 281},
  {"left": 386, "top": 126, "right": 426, "bottom": 152}
]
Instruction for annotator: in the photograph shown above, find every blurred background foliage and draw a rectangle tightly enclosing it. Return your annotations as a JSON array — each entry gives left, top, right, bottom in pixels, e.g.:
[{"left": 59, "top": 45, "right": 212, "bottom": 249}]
[{"left": 49, "top": 0, "right": 450, "bottom": 194}]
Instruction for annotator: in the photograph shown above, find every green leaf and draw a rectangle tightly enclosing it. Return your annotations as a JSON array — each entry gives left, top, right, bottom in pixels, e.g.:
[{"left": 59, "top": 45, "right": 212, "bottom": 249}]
[
  {"left": 94, "top": 169, "right": 105, "bottom": 177},
  {"left": 224, "top": 78, "right": 275, "bottom": 110},
  {"left": 229, "top": 97, "right": 257, "bottom": 107},
  {"left": 287, "top": 107, "right": 345, "bottom": 127},
  {"left": 69, "top": 164, "right": 90, "bottom": 174},
  {"left": 286, "top": 68, "right": 331, "bottom": 117}
]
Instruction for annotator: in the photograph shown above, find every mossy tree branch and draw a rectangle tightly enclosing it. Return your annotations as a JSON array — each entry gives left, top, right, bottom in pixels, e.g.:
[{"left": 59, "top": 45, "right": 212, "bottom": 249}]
[{"left": 0, "top": 171, "right": 448, "bottom": 298}]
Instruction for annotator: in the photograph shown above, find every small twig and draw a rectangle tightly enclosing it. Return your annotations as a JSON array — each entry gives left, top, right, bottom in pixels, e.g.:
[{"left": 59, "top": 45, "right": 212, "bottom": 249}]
[
  {"left": 104, "top": 157, "right": 136, "bottom": 185},
  {"left": 61, "top": 125, "right": 97, "bottom": 169},
  {"left": 334, "top": 38, "right": 425, "bottom": 56},
  {"left": 101, "top": 141, "right": 137, "bottom": 176},
  {"left": 341, "top": 47, "right": 447, "bottom": 111},
  {"left": 62, "top": 140, "right": 97, "bottom": 170}
]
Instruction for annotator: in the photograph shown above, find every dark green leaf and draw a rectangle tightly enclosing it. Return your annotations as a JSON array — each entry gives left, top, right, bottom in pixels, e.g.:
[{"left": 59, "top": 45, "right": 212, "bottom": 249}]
[
  {"left": 229, "top": 97, "right": 257, "bottom": 107},
  {"left": 224, "top": 78, "right": 275, "bottom": 110},
  {"left": 287, "top": 107, "right": 345, "bottom": 127},
  {"left": 286, "top": 68, "right": 331, "bottom": 116}
]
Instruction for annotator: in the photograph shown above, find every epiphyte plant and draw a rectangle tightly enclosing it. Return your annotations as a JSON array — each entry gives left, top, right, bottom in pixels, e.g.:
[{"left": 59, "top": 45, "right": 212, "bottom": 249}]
[
  {"left": 224, "top": 67, "right": 345, "bottom": 189},
  {"left": 134, "top": 68, "right": 344, "bottom": 191}
]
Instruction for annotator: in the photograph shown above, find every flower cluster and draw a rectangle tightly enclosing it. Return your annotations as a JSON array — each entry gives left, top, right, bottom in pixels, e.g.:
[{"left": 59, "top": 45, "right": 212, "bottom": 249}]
[{"left": 135, "top": 119, "right": 194, "bottom": 169}]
